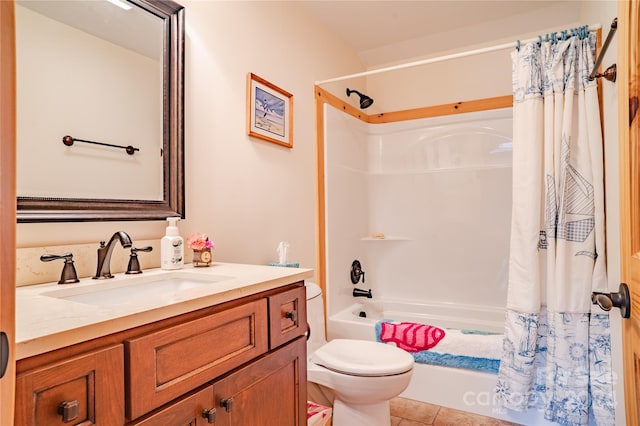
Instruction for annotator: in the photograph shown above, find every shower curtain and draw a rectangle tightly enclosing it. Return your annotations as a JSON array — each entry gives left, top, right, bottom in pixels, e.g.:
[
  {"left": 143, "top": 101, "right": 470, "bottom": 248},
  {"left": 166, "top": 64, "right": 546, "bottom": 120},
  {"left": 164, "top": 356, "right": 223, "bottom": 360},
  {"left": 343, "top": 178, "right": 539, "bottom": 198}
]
[{"left": 496, "top": 29, "right": 614, "bottom": 425}]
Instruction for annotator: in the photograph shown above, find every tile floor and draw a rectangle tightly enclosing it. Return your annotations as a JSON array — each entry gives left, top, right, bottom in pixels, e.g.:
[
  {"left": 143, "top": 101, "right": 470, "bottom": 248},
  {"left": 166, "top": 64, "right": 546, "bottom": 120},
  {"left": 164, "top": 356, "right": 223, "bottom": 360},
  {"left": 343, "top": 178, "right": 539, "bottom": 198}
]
[{"left": 390, "top": 397, "right": 521, "bottom": 426}]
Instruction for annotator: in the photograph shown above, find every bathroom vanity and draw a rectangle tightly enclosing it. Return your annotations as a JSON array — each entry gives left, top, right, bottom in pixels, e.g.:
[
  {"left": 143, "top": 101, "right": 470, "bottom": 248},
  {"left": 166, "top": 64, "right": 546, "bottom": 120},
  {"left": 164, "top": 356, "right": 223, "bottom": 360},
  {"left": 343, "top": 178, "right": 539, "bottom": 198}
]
[{"left": 14, "top": 263, "right": 312, "bottom": 425}]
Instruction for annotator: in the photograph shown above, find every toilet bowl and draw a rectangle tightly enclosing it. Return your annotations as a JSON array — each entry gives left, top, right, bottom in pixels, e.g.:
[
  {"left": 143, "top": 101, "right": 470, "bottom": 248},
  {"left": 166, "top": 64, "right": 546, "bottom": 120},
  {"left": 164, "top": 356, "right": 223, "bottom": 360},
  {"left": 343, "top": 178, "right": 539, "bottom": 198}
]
[{"left": 306, "top": 282, "right": 414, "bottom": 426}]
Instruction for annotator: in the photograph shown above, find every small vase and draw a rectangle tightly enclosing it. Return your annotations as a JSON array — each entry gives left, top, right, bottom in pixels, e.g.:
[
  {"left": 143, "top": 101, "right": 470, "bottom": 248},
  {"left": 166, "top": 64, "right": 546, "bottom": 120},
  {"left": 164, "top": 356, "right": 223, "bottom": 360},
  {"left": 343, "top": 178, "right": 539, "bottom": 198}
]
[{"left": 192, "top": 248, "right": 212, "bottom": 267}]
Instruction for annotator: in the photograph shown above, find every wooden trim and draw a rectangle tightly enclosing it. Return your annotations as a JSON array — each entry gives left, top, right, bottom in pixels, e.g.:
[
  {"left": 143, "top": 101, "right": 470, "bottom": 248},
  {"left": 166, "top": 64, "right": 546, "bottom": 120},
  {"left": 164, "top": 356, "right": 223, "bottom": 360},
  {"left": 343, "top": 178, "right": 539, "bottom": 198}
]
[
  {"left": 619, "top": 2, "right": 640, "bottom": 425},
  {"left": 369, "top": 95, "right": 512, "bottom": 124},
  {"left": 620, "top": 0, "right": 632, "bottom": 272},
  {"left": 315, "top": 86, "right": 512, "bottom": 125},
  {"left": 314, "top": 87, "right": 328, "bottom": 335},
  {"left": 315, "top": 86, "right": 370, "bottom": 122},
  {"left": 0, "top": 0, "right": 16, "bottom": 424}
]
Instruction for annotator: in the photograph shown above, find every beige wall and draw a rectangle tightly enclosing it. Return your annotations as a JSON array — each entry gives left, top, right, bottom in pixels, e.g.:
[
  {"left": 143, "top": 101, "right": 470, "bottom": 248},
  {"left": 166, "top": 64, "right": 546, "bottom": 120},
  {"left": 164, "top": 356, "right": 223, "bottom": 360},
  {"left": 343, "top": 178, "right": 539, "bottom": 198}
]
[{"left": 323, "top": 2, "right": 582, "bottom": 112}]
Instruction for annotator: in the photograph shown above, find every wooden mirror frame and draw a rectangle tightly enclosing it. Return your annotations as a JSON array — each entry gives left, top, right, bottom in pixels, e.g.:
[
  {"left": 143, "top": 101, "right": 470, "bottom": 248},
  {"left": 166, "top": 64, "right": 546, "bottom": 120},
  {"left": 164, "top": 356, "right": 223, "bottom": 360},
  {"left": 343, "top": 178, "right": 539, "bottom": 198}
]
[{"left": 16, "top": 0, "right": 185, "bottom": 223}]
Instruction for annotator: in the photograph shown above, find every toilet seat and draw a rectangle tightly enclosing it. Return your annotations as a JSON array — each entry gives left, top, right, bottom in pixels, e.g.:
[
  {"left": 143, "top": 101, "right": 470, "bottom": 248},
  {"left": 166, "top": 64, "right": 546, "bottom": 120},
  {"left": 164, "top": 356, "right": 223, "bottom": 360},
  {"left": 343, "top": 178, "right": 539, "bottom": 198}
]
[{"left": 311, "top": 339, "right": 414, "bottom": 377}]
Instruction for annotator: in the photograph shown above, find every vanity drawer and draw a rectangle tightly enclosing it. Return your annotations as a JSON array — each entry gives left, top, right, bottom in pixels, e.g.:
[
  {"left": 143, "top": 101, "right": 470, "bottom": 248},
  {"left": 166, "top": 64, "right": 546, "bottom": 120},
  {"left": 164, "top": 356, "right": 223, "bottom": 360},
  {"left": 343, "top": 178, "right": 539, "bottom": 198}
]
[
  {"left": 15, "top": 344, "right": 124, "bottom": 426},
  {"left": 269, "top": 285, "right": 306, "bottom": 349},
  {"left": 125, "top": 299, "right": 269, "bottom": 420}
]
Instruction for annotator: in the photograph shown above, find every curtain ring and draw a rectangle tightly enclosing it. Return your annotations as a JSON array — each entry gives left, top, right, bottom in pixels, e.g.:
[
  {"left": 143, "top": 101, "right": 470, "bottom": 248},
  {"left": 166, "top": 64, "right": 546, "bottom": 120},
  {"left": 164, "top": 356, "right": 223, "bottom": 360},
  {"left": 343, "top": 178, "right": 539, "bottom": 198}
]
[{"left": 516, "top": 39, "right": 521, "bottom": 51}]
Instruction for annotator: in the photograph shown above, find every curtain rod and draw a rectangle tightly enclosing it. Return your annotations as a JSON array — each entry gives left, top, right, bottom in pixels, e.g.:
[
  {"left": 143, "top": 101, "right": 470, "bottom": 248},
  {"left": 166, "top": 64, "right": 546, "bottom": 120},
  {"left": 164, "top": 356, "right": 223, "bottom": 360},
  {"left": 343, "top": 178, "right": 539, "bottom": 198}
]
[
  {"left": 589, "top": 18, "right": 617, "bottom": 80},
  {"left": 315, "top": 23, "right": 602, "bottom": 85}
]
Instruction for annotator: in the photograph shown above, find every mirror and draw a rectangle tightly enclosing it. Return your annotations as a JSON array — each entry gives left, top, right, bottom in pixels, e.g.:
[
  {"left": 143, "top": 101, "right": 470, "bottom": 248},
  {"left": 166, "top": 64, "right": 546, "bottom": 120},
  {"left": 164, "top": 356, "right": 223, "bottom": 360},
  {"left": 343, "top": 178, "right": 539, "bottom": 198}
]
[{"left": 15, "top": 0, "right": 184, "bottom": 222}]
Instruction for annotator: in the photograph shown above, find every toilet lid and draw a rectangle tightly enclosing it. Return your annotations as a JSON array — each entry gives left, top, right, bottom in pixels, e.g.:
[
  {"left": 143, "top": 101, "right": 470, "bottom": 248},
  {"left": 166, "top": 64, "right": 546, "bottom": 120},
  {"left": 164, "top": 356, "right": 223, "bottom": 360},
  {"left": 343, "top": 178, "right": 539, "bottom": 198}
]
[{"left": 311, "top": 339, "right": 414, "bottom": 377}]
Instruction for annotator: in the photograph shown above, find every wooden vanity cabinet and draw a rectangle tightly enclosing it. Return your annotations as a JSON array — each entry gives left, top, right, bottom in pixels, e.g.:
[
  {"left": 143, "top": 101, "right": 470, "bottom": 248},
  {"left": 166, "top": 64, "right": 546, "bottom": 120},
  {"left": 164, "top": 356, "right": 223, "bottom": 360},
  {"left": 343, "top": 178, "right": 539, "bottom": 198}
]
[
  {"left": 127, "top": 285, "right": 307, "bottom": 425},
  {"left": 129, "top": 386, "right": 215, "bottom": 426},
  {"left": 213, "top": 336, "right": 306, "bottom": 426},
  {"left": 130, "top": 337, "right": 306, "bottom": 426},
  {"left": 125, "top": 299, "right": 269, "bottom": 419},
  {"left": 15, "top": 282, "right": 307, "bottom": 426},
  {"left": 15, "top": 344, "right": 125, "bottom": 425}
]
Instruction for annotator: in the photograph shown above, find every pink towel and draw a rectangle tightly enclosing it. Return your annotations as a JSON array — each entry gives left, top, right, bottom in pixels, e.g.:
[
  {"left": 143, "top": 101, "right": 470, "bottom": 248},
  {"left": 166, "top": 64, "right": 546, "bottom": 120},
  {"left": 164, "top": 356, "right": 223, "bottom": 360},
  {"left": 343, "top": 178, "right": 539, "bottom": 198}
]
[{"left": 379, "top": 322, "right": 446, "bottom": 352}]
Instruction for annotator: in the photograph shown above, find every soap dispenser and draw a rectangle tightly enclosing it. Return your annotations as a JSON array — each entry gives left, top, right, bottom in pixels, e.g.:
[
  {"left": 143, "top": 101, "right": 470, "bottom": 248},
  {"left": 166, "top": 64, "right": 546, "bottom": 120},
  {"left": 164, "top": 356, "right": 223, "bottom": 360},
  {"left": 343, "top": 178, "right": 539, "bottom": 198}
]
[{"left": 161, "top": 217, "right": 184, "bottom": 270}]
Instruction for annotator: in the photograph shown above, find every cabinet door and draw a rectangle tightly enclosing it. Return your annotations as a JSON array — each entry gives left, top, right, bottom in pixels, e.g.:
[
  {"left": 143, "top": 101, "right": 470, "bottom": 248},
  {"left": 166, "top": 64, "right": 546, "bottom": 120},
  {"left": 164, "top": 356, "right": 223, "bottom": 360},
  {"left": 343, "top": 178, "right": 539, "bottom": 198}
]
[
  {"left": 214, "top": 337, "right": 306, "bottom": 426},
  {"left": 130, "top": 386, "right": 215, "bottom": 426},
  {"left": 268, "top": 286, "right": 306, "bottom": 349},
  {"left": 126, "top": 299, "right": 268, "bottom": 419},
  {"left": 15, "top": 344, "right": 124, "bottom": 426}
]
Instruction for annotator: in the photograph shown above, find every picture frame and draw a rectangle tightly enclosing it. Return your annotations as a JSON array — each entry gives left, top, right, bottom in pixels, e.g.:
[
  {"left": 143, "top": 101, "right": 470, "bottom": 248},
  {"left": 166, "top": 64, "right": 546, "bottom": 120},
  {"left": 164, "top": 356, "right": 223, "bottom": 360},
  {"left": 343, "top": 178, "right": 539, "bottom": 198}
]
[{"left": 247, "top": 73, "right": 293, "bottom": 148}]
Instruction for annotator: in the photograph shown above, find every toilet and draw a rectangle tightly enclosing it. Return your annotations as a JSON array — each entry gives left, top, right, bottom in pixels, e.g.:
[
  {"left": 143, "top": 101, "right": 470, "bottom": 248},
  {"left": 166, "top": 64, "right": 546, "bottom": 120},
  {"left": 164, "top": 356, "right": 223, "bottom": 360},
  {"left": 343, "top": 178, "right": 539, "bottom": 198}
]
[{"left": 305, "top": 282, "right": 414, "bottom": 426}]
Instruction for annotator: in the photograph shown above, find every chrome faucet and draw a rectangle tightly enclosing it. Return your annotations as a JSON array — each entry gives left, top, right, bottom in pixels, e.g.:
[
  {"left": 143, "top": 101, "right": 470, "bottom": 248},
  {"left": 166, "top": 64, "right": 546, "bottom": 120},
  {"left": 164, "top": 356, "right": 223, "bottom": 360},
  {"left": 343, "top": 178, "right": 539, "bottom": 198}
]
[{"left": 93, "top": 231, "right": 133, "bottom": 279}]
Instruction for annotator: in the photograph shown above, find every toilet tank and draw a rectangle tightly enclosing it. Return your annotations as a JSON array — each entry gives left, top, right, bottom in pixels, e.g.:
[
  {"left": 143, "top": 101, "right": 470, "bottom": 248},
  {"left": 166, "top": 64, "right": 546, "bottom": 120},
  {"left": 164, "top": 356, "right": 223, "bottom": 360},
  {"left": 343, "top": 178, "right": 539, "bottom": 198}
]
[{"left": 305, "top": 282, "right": 327, "bottom": 354}]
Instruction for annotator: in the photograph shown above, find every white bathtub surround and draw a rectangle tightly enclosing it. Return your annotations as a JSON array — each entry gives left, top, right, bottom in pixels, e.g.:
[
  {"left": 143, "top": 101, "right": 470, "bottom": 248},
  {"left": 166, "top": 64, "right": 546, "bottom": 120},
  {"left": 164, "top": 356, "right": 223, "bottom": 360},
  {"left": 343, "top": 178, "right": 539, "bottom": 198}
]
[
  {"left": 323, "top": 105, "right": 514, "bottom": 319},
  {"left": 323, "top": 106, "right": 516, "bottom": 420},
  {"left": 497, "top": 31, "right": 613, "bottom": 425}
]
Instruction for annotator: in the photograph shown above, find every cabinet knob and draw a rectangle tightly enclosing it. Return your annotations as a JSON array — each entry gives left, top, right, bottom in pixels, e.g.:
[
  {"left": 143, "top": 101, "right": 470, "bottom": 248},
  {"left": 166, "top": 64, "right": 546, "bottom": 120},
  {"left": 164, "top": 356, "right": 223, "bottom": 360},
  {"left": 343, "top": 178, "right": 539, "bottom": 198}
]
[
  {"left": 57, "top": 400, "right": 79, "bottom": 423},
  {"left": 202, "top": 408, "right": 216, "bottom": 423},
  {"left": 285, "top": 310, "right": 297, "bottom": 322},
  {"left": 220, "top": 397, "right": 234, "bottom": 412}
]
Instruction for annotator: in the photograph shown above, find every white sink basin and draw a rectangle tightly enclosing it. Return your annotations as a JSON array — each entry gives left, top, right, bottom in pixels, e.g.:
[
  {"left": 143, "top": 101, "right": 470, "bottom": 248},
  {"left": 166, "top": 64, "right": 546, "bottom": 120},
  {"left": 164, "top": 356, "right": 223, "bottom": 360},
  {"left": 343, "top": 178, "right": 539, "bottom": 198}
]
[{"left": 41, "top": 272, "right": 233, "bottom": 307}]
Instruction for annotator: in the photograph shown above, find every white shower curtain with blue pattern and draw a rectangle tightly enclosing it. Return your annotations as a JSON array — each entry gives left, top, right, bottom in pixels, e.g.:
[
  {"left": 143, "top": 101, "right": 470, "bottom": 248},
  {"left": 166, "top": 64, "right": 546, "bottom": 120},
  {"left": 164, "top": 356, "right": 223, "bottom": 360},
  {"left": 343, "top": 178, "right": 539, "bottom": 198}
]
[{"left": 496, "top": 30, "right": 615, "bottom": 426}]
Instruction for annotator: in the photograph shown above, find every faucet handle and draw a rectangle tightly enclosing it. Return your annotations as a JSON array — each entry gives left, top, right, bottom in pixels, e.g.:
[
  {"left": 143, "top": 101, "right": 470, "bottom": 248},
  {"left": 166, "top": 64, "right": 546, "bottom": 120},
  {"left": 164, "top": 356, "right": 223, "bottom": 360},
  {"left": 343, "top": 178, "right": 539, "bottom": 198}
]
[
  {"left": 40, "top": 253, "right": 80, "bottom": 285},
  {"left": 126, "top": 246, "right": 153, "bottom": 275},
  {"left": 350, "top": 260, "right": 365, "bottom": 284}
]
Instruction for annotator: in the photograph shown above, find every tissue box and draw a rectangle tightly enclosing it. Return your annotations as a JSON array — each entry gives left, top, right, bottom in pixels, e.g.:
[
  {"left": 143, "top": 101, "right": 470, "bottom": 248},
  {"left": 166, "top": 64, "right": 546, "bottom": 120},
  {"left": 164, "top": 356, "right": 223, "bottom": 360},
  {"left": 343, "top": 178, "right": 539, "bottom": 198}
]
[
  {"left": 307, "top": 401, "right": 332, "bottom": 426},
  {"left": 268, "top": 262, "right": 300, "bottom": 268}
]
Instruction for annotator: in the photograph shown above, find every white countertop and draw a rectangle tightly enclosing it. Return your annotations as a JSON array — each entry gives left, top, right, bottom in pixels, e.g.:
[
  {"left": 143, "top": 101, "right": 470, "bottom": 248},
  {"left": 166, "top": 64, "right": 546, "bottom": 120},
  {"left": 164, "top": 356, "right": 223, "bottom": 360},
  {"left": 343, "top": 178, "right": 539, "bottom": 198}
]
[{"left": 16, "top": 262, "right": 313, "bottom": 360}]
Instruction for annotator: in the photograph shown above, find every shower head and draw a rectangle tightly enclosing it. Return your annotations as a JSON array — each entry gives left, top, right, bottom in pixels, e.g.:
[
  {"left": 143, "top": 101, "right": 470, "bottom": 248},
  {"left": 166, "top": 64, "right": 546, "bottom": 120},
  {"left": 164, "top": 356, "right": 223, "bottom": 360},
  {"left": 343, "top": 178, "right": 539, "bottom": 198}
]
[{"left": 346, "top": 88, "right": 374, "bottom": 109}]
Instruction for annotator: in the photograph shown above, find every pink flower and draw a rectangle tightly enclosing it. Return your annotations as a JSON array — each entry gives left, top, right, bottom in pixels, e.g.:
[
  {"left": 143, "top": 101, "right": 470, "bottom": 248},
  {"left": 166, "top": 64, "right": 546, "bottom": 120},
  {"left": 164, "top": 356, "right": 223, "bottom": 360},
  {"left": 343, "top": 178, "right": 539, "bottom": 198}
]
[{"left": 187, "top": 233, "right": 215, "bottom": 250}]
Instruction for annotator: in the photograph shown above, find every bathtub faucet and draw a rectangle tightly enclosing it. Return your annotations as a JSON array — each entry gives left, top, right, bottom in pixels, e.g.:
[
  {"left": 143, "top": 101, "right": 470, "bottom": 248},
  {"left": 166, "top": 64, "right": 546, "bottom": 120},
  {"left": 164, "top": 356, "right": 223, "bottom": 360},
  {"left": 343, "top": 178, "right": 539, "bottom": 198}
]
[{"left": 353, "top": 288, "right": 372, "bottom": 298}]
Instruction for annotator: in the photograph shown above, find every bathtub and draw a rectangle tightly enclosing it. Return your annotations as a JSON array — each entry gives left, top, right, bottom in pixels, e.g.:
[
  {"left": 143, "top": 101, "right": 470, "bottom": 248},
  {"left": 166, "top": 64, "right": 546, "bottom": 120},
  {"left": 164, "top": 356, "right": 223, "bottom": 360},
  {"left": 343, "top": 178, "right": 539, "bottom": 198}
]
[{"left": 327, "top": 299, "right": 557, "bottom": 425}]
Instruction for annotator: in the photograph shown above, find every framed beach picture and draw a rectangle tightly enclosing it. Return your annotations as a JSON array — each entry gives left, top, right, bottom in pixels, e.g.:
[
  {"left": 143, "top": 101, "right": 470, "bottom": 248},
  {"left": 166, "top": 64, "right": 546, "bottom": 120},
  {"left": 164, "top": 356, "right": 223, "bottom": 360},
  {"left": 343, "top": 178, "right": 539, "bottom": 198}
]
[{"left": 247, "top": 73, "right": 293, "bottom": 148}]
